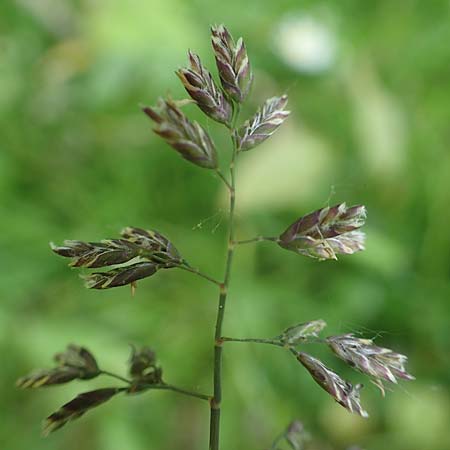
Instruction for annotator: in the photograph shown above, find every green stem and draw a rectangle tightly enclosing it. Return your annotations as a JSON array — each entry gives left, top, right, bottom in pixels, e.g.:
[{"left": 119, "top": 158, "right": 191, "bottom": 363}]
[
  {"left": 234, "top": 236, "right": 279, "bottom": 245},
  {"left": 209, "top": 104, "right": 240, "bottom": 450}
]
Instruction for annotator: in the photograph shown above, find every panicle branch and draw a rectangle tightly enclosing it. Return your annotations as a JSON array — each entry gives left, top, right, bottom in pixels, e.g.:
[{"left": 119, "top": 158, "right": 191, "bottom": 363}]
[
  {"left": 18, "top": 343, "right": 209, "bottom": 436},
  {"left": 51, "top": 226, "right": 218, "bottom": 290},
  {"left": 221, "top": 320, "right": 413, "bottom": 418}
]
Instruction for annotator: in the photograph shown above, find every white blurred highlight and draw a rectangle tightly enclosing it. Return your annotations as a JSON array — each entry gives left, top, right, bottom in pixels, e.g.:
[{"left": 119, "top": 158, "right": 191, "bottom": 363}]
[{"left": 274, "top": 16, "right": 337, "bottom": 74}]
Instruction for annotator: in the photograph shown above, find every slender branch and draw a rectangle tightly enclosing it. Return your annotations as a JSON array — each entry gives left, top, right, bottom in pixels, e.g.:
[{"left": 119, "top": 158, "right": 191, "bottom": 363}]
[
  {"left": 147, "top": 383, "right": 210, "bottom": 402},
  {"left": 99, "top": 370, "right": 132, "bottom": 384},
  {"left": 178, "top": 264, "right": 222, "bottom": 286},
  {"left": 220, "top": 336, "right": 325, "bottom": 348},
  {"left": 100, "top": 371, "right": 210, "bottom": 401},
  {"left": 146, "top": 254, "right": 221, "bottom": 287},
  {"left": 215, "top": 169, "right": 232, "bottom": 191},
  {"left": 220, "top": 337, "right": 285, "bottom": 348},
  {"left": 209, "top": 104, "right": 241, "bottom": 450},
  {"left": 234, "top": 236, "right": 279, "bottom": 245}
]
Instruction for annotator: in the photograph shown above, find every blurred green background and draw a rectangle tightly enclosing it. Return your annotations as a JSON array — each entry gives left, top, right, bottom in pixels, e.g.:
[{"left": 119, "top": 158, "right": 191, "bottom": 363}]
[{"left": 2, "top": 0, "right": 449, "bottom": 449}]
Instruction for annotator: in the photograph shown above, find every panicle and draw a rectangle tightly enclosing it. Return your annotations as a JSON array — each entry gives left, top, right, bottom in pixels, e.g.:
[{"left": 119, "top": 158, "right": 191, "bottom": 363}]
[
  {"left": 285, "top": 420, "right": 306, "bottom": 450},
  {"left": 236, "top": 95, "right": 290, "bottom": 151},
  {"left": 54, "top": 344, "right": 100, "bottom": 379},
  {"left": 16, "top": 367, "right": 83, "bottom": 389},
  {"left": 176, "top": 51, "right": 232, "bottom": 125},
  {"left": 143, "top": 97, "right": 218, "bottom": 169},
  {"left": 42, "top": 388, "right": 123, "bottom": 436},
  {"left": 127, "top": 345, "right": 163, "bottom": 393},
  {"left": 211, "top": 24, "right": 253, "bottom": 103},
  {"left": 16, "top": 344, "right": 100, "bottom": 388},
  {"left": 51, "top": 227, "right": 183, "bottom": 290},
  {"left": 82, "top": 262, "right": 160, "bottom": 290},
  {"left": 279, "top": 319, "right": 327, "bottom": 345},
  {"left": 296, "top": 352, "right": 369, "bottom": 418},
  {"left": 327, "top": 334, "right": 415, "bottom": 394},
  {"left": 50, "top": 239, "right": 141, "bottom": 268},
  {"left": 120, "top": 227, "right": 181, "bottom": 265},
  {"left": 278, "top": 203, "right": 367, "bottom": 260}
]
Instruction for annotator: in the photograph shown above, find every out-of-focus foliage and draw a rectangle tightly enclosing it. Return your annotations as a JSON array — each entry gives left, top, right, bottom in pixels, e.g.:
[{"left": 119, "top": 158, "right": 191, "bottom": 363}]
[{"left": 1, "top": 0, "right": 449, "bottom": 449}]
